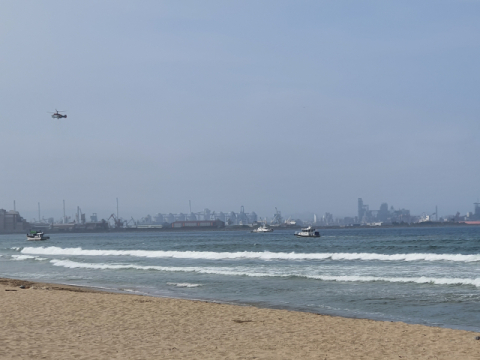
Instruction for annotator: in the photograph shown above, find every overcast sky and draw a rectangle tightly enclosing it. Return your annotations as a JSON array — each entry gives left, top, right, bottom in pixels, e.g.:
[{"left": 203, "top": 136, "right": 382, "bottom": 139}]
[{"left": 1, "top": 1, "right": 479, "bottom": 221}]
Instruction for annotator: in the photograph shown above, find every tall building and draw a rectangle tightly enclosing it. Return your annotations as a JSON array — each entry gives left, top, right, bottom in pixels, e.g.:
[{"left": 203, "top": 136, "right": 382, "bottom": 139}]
[
  {"left": 378, "top": 203, "right": 389, "bottom": 222},
  {"left": 358, "top": 198, "right": 366, "bottom": 220},
  {"left": 0, "top": 209, "right": 29, "bottom": 233},
  {"left": 474, "top": 203, "right": 480, "bottom": 220}
]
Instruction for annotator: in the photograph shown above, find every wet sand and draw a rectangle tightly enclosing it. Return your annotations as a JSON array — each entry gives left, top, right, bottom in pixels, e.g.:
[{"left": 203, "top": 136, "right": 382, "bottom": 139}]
[{"left": 1, "top": 278, "right": 479, "bottom": 359}]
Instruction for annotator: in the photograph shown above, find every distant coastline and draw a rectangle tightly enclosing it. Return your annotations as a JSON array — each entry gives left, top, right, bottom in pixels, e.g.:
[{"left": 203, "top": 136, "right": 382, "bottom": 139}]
[{"left": 1, "top": 221, "right": 478, "bottom": 235}]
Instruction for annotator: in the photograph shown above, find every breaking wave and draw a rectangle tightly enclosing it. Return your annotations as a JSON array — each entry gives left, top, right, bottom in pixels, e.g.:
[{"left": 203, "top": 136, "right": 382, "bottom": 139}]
[
  {"left": 11, "top": 255, "right": 48, "bottom": 261},
  {"left": 49, "top": 259, "right": 480, "bottom": 287},
  {"left": 166, "top": 282, "right": 202, "bottom": 288},
  {"left": 22, "top": 246, "right": 480, "bottom": 263}
]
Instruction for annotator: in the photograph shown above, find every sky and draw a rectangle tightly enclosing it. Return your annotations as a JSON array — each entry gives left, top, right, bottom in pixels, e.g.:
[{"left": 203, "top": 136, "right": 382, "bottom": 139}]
[{"left": 1, "top": 1, "right": 479, "bottom": 221}]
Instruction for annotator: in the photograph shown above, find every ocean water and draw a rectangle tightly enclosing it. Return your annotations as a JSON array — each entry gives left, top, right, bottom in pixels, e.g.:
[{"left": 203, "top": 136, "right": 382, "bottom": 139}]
[{"left": 1, "top": 226, "right": 479, "bottom": 331}]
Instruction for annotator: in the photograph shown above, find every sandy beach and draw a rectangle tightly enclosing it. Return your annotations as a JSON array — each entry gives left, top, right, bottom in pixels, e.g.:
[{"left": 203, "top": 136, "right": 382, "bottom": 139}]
[{"left": 1, "top": 278, "right": 479, "bottom": 359}]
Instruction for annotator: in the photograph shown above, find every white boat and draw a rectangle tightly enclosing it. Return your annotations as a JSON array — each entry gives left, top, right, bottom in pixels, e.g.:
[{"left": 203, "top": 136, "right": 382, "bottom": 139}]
[
  {"left": 27, "top": 231, "right": 50, "bottom": 241},
  {"left": 251, "top": 224, "right": 273, "bottom": 233},
  {"left": 294, "top": 226, "right": 320, "bottom": 238}
]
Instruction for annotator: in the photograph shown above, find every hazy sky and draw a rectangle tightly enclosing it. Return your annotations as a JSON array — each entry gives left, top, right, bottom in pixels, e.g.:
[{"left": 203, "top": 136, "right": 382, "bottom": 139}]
[{"left": 1, "top": 1, "right": 479, "bottom": 221}]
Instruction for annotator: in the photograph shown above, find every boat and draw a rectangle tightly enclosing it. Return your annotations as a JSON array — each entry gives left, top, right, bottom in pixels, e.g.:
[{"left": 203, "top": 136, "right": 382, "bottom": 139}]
[
  {"left": 27, "top": 230, "right": 50, "bottom": 241},
  {"left": 294, "top": 226, "right": 320, "bottom": 238},
  {"left": 251, "top": 224, "right": 273, "bottom": 233}
]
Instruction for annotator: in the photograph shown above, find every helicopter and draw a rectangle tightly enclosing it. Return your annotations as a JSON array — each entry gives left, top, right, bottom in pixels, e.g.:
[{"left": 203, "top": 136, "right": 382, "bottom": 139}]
[{"left": 49, "top": 109, "right": 67, "bottom": 119}]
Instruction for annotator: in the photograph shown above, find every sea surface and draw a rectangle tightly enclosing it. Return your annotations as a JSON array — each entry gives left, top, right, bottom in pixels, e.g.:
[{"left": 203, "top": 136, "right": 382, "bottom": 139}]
[{"left": 1, "top": 226, "right": 479, "bottom": 331}]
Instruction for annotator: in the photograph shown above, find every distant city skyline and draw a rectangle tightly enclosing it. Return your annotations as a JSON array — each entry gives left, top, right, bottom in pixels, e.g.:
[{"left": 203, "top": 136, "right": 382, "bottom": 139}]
[{"left": 4, "top": 196, "right": 479, "bottom": 224}]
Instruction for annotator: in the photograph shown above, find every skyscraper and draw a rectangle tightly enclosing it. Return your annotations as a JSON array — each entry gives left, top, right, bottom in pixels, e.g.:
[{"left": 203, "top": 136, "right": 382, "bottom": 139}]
[{"left": 358, "top": 198, "right": 364, "bottom": 220}]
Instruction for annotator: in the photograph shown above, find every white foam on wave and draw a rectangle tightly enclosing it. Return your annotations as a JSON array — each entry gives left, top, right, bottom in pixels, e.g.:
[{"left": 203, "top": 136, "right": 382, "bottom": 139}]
[
  {"left": 22, "top": 246, "right": 480, "bottom": 263},
  {"left": 49, "top": 259, "right": 480, "bottom": 287},
  {"left": 48, "top": 259, "right": 289, "bottom": 277},
  {"left": 166, "top": 282, "right": 202, "bottom": 288},
  {"left": 12, "top": 255, "right": 37, "bottom": 261},
  {"left": 308, "top": 275, "right": 480, "bottom": 287},
  {"left": 119, "top": 288, "right": 141, "bottom": 293}
]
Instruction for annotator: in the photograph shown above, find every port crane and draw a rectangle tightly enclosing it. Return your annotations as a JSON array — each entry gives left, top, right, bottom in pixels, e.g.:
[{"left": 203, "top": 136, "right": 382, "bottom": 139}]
[
  {"left": 126, "top": 217, "right": 137, "bottom": 228},
  {"left": 107, "top": 213, "right": 124, "bottom": 228},
  {"left": 271, "top": 207, "right": 283, "bottom": 225}
]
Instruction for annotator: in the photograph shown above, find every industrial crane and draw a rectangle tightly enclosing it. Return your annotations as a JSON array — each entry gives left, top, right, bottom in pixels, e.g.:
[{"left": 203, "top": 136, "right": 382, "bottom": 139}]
[
  {"left": 107, "top": 213, "right": 124, "bottom": 228},
  {"left": 126, "top": 217, "right": 137, "bottom": 228},
  {"left": 272, "top": 207, "right": 283, "bottom": 225}
]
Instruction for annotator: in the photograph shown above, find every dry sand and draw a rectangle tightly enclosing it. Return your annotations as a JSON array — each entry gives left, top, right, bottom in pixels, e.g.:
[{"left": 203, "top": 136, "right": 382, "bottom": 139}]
[{"left": 1, "top": 278, "right": 479, "bottom": 359}]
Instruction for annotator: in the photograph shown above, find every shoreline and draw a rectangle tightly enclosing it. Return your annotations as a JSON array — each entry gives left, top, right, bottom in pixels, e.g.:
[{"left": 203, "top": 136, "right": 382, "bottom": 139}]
[
  {"left": 1, "top": 277, "right": 480, "bottom": 359},
  {"left": 2, "top": 276, "right": 477, "bottom": 333}
]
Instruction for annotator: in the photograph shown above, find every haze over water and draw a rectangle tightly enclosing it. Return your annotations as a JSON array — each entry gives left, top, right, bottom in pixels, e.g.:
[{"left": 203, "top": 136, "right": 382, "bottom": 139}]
[
  {"left": 1, "top": 1, "right": 480, "bottom": 220},
  {"left": 2, "top": 226, "right": 480, "bottom": 332}
]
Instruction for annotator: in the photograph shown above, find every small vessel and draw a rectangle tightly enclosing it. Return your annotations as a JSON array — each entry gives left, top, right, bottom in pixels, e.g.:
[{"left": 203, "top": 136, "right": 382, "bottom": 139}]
[
  {"left": 27, "top": 230, "right": 50, "bottom": 241},
  {"left": 294, "top": 226, "right": 320, "bottom": 238},
  {"left": 251, "top": 224, "right": 273, "bottom": 233}
]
